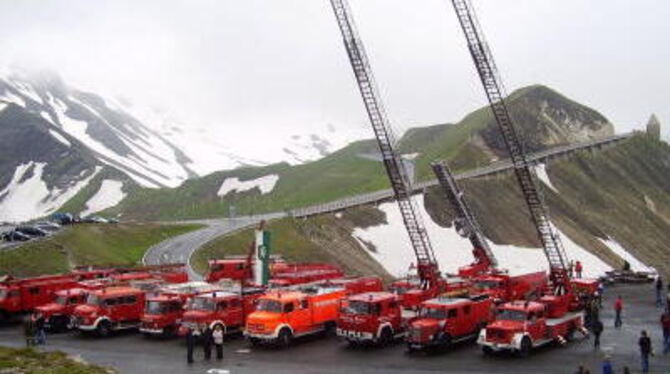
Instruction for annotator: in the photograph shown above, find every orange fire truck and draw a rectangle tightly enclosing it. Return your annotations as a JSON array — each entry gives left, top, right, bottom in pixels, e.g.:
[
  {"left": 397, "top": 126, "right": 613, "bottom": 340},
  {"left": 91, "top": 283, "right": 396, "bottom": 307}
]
[{"left": 245, "top": 286, "right": 346, "bottom": 347}]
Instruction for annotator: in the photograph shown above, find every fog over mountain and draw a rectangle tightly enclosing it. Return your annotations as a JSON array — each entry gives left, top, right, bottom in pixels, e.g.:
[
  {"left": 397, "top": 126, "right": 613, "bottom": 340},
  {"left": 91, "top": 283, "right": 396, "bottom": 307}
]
[{"left": 0, "top": 0, "right": 668, "bottom": 143}]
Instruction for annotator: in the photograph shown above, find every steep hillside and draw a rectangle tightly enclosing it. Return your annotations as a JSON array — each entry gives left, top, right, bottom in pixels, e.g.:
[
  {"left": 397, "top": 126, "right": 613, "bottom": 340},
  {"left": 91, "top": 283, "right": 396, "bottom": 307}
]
[
  {"left": 198, "top": 134, "right": 669, "bottom": 279},
  {"left": 111, "top": 85, "right": 614, "bottom": 221}
]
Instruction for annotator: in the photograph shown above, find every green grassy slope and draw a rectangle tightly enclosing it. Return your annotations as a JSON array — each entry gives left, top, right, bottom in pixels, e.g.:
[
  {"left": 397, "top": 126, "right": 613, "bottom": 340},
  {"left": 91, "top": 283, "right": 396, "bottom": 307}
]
[
  {"left": 0, "top": 346, "right": 113, "bottom": 374},
  {"left": 0, "top": 223, "right": 202, "bottom": 277},
  {"left": 200, "top": 135, "right": 670, "bottom": 279},
  {"left": 108, "top": 85, "right": 610, "bottom": 221}
]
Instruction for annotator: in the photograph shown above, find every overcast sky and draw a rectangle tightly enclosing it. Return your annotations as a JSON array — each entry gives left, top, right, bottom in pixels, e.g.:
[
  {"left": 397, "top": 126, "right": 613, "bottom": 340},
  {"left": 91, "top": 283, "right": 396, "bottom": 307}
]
[{"left": 1, "top": 0, "right": 668, "bottom": 140}]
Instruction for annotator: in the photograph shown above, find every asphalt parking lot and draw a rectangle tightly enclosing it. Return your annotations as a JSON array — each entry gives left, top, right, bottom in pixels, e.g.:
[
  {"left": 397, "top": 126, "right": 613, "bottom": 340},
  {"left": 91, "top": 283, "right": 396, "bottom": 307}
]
[{"left": 0, "top": 283, "right": 667, "bottom": 374}]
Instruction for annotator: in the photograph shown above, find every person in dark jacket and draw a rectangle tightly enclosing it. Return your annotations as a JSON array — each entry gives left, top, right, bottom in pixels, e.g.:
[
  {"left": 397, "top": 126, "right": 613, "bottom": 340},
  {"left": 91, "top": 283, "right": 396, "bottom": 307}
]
[
  {"left": 656, "top": 276, "right": 664, "bottom": 307},
  {"left": 638, "top": 330, "right": 653, "bottom": 374},
  {"left": 33, "top": 312, "right": 46, "bottom": 345},
  {"left": 592, "top": 318, "right": 604, "bottom": 349},
  {"left": 202, "top": 326, "right": 213, "bottom": 360},
  {"left": 186, "top": 327, "right": 200, "bottom": 364}
]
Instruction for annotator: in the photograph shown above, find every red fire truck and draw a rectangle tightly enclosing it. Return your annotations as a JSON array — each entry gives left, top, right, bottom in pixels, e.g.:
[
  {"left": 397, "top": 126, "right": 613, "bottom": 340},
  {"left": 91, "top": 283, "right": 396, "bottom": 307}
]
[
  {"left": 0, "top": 275, "right": 79, "bottom": 319},
  {"left": 35, "top": 280, "right": 108, "bottom": 332},
  {"left": 406, "top": 295, "right": 493, "bottom": 352},
  {"left": 478, "top": 298, "right": 585, "bottom": 356},
  {"left": 72, "top": 286, "right": 145, "bottom": 336},
  {"left": 140, "top": 282, "right": 222, "bottom": 337},
  {"left": 178, "top": 288, "right": 265, "bottom": 336},
  {"left": 390, "top": 275, "right": 470, "bottom": 309},
  {"left": 207, "top": 257, "right": 344, "bottom": 287},
  {"left": 337, "top": 291, "right": 407, "bottom": 347},
  {"left": 469, "top": 271, "right": 547, "bottom": 304}
]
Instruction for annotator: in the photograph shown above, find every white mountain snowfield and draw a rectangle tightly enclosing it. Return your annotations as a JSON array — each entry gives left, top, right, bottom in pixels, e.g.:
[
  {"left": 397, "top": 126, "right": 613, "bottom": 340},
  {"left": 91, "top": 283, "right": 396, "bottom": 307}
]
[
  {"left": 80, "top": 180, "right": 127, "bottom": 217},
  {"left": 217, "top": 174, "right": 280, "bottom": 197},
  {"left": 598, "top": 237, "right": 653, "bottom": 272},
  {"left": 352, "top": 196, "right": 633, "bottom": 279},
  {"left": 0, "top": 70, "right": 369, "bottom": 222},
  {"left": 0, "top": 162, "right": 100, "bottom": 222}
]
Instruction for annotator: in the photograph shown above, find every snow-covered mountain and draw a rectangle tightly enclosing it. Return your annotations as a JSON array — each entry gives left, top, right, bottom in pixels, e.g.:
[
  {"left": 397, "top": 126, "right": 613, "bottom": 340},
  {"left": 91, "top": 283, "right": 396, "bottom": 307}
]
[{"left": 0, "top": 69, "right": 365, "bottom": 222}]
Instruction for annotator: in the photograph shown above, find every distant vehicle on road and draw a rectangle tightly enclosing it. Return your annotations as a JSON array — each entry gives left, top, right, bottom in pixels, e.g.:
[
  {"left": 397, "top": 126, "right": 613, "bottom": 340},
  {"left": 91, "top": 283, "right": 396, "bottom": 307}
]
[
  {"left": 1, "top": 230, "right": 31, "bottom": 242},
  {"left": 35, "top": 221, "right": 60, "bottom": 232},
  {"left": 51, "top": 213, "right": 75, "bottom": 225},
  {"left": 15, "top": 226, "right": 48, "bottom": 237}
]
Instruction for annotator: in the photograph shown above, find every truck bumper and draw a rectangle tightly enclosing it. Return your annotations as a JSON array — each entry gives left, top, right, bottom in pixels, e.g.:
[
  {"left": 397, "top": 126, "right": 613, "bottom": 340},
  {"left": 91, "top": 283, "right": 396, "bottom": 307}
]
[
  {"left": 478, "top": 339, "right": 518, "bottom": 352},
  {"left": 244, "top": 331, "right": 277, "bottom": 341},
  {"left": 337, "top": 328, "right": 374, "bottom": 342},
  {"left": 77, "top": 323, "right": 97, "bottom": 331},
  {"left": 139, "top": 327, "right": 165, "bottom": 335}
]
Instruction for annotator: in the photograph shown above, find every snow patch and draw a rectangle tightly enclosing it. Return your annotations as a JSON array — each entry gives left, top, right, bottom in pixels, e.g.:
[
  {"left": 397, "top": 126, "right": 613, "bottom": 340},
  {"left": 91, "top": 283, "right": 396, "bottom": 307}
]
[
  {"left": 81, "top": 180, "right": 126, "bottom": 217},
  {"left": 0, "top": 102, "right": 6, "bottom": 112},
  {"left": 352, "top": 195, "right": 611, "bottom": 278},
  {"left": 534, "top": 163, "right": 558, "bottom": 192},
  {"left": 0, "top": 90, "right": 25, "bottom": 107},
  {"left": 598, "top": 237, "right": 652, "bottom": 272},
  {"left": 0, "top": 163, "right": 100, "bottom": 222},
  {"left": 49, "top": 129, "right": 71, "bottom": 147},
  {"left": 217, "top": 175, "right": 279, "bottom": 196}
]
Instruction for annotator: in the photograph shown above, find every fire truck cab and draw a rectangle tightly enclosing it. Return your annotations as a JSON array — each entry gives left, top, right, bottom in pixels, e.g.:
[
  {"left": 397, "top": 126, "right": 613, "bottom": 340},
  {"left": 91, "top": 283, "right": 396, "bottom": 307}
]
[
  {"left": 478, "top": 299, "right": 584, "bottom": 357},
  {"left": 337, "top": 292, "right": 406, "bottom": 346},
  {"left": 406, "top": 295, "right": 493, "bottom": 352},
  {"left": 245, "top": 286, "right": 346, "bottom": 347},
  {"left": 179, "top": 288, "right": 264, "bottom": 336},
  {"left": 36, "top": 288, "right": 89, "bottom": 331},
  {"left": 141, "top": 282, "right": 222, "bottom": 337},
  {"left": 73, "top": 287, "right": 145, "bottom": 337}
]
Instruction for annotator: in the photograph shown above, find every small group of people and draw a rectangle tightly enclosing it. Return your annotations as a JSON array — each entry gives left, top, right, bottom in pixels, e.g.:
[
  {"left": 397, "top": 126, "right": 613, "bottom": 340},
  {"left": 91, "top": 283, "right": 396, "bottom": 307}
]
[
  {"left": 23, "top": 312, "right": 46, "bottom": 346},
  {"left": 186, "top": 324, "right": 225, "bottom": 364}
]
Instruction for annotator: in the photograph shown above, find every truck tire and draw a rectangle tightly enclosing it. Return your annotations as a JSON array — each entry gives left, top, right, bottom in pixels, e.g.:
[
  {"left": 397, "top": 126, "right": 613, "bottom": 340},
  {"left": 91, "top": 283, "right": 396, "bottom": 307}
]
[
  {"left": 482, "top": 346, "right": 493, "bottom": 356},
  {"left": 379, "top": 327, "right": 393, "bottom": 347},
  {"left": 346, "top": 339, "right": 359, "bottom": 349},
  {"left": 324, "top": 321, "right": 336, "bottom": 337},
  {"left": 278, "top": 328, "right": 292, "bottom": 348},
  {"left": 518, "top": 336, "right": 532, "bottom": 358},
  {"left": 249, "top": 337, "right": 261, "bottom": 347},
  {"left": 96, "top": 320, "right": 111, "bottom": 337},
  {"left": 565, "top": 325, "right": 576, "bottom": 342}
]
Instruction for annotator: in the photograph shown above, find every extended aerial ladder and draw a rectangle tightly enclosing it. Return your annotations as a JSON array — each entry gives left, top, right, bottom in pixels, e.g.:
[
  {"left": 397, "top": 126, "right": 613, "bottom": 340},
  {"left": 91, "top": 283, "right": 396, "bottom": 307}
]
[
  {"left": 329, "top": 0, "right": 440, "bottom": 288},
  {"left": 448, "top": 0, "right": 571, "bottom": 296},
  {"left": 431, "top": 161, "right": 497, "bottom": 276}
]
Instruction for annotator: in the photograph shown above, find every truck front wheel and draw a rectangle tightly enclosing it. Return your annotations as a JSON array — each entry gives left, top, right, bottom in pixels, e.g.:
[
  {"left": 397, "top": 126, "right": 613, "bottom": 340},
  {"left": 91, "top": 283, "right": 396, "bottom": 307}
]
[
  {"left": 518, "top": 337, "right": 532, "bottom": 358},
  {"left": 278, "top": 328, "right": 292, "bottom": 348},
  {"left": 96, "top": 321, "right": 111, "bottom": 337},
  {"left": 482, "top": 346, "right": 493, "bottom": 356},
  {"left": 379, "top": 327, "right": 393, "bottom": 347}
]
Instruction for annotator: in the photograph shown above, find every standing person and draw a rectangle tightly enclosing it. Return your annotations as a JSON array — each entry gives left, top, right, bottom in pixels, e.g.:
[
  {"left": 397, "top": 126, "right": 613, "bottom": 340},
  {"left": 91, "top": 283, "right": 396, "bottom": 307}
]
[
  {"left": 656, "top": 276, "right": 664, "bottom": 307},
  {"left": 202, "top": 325, "right": 213, "bottom": 361},
  {"left": 212, "top": 324, "right": 224, "bottom": 360},
  {"left": 185, "top": 327, "right": 199, "bottom": 364},
  {"left": 592, "top": 318, "right": 604, "bottom": 349},
  {"left": 575, "top": 261, "right": 583, "bottom": 278},
  {"left": 33, "top": 312, "right": 46, "bottom": 345},
  {"left": 614, "top": 296, "right": 623, "bottom": 328},
  {"left": 638, "top": 330, "right": 653, "bottom": 374},
  {"left": 661, "top": 310, "right": 670, "bottom": 354},
  {"left": 601, "top": 355, "right": 613, "bottom": 374},
  {"left": 597, "top": 282, "right": 604, "bottom": 307},
  {"left": 22, "top": 315, "right": 34, "bottom": 347}
]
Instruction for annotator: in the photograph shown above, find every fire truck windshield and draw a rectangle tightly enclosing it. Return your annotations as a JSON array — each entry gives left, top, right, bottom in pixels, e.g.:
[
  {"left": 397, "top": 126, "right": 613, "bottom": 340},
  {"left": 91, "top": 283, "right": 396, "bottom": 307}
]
[
  {"left": 419, "top": 307, "right": 447, "bottom": 319},
  {"left": 497, "top": 309, "right": 527, "bottom": 321},
  {"left": 189, "top": 298, "right": 215, "bottom": 311},
  {"left": 474, "top": 280, "right": 502, "bottom": 290},
  {"left": 145, "top": 301, "right": 166, "bottom": 314},
  {"left": 86, "top": 294, "right": 102, "bottom": 306},
  {"left": 342, "top": 301, "right": 378, "bottom": 316},
  {"left": 256, "top": 299, "right": 282, "bottom": 313}
]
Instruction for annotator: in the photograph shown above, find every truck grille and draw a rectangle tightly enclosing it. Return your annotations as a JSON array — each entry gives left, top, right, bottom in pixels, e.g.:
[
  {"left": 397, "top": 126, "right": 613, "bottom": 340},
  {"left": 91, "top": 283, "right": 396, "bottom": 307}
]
[
  {"left": 486, "top": 328, "right": 509, "bottom": 342},
  {"left": 247, "top": 323, "right": 265, "bottom": 333},
  {"left": 409, "top": 329, "right": 422, "bottom": 341}
]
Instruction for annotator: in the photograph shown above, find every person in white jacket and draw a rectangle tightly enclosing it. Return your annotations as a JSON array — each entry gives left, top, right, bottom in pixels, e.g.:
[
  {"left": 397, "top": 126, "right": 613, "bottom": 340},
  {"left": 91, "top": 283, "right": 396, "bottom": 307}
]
[{"left": 212, "top": 325, "right": 224, "bottom": 360}]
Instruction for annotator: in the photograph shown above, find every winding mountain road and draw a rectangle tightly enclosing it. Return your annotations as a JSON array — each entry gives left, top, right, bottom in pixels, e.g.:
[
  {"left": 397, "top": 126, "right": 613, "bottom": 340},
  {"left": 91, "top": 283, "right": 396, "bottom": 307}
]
[{"left": 143, "top": 133, "right": 634, "bottom": 279}]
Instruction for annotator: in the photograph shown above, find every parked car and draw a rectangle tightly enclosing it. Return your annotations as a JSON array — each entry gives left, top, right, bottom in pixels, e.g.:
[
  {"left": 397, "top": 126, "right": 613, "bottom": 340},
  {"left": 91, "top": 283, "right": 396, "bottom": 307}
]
[
  {"left": 1, "top": 230, "right": 31, "bottom": 242},
  {"left": 15, "top": 226, "right": 48, "bottom": 237},
  {"left": 35, "top": 222, "right": 60, "bottom": 232},
  {"left": 52, "top": 213, "right": 75, "bottom": 225}
]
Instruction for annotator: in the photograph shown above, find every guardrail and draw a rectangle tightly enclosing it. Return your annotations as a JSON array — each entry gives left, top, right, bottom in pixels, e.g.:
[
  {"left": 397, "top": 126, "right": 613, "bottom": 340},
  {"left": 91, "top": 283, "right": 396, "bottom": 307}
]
[{"left": 289, "top": 132, "right": 634, "bottom": 218}]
